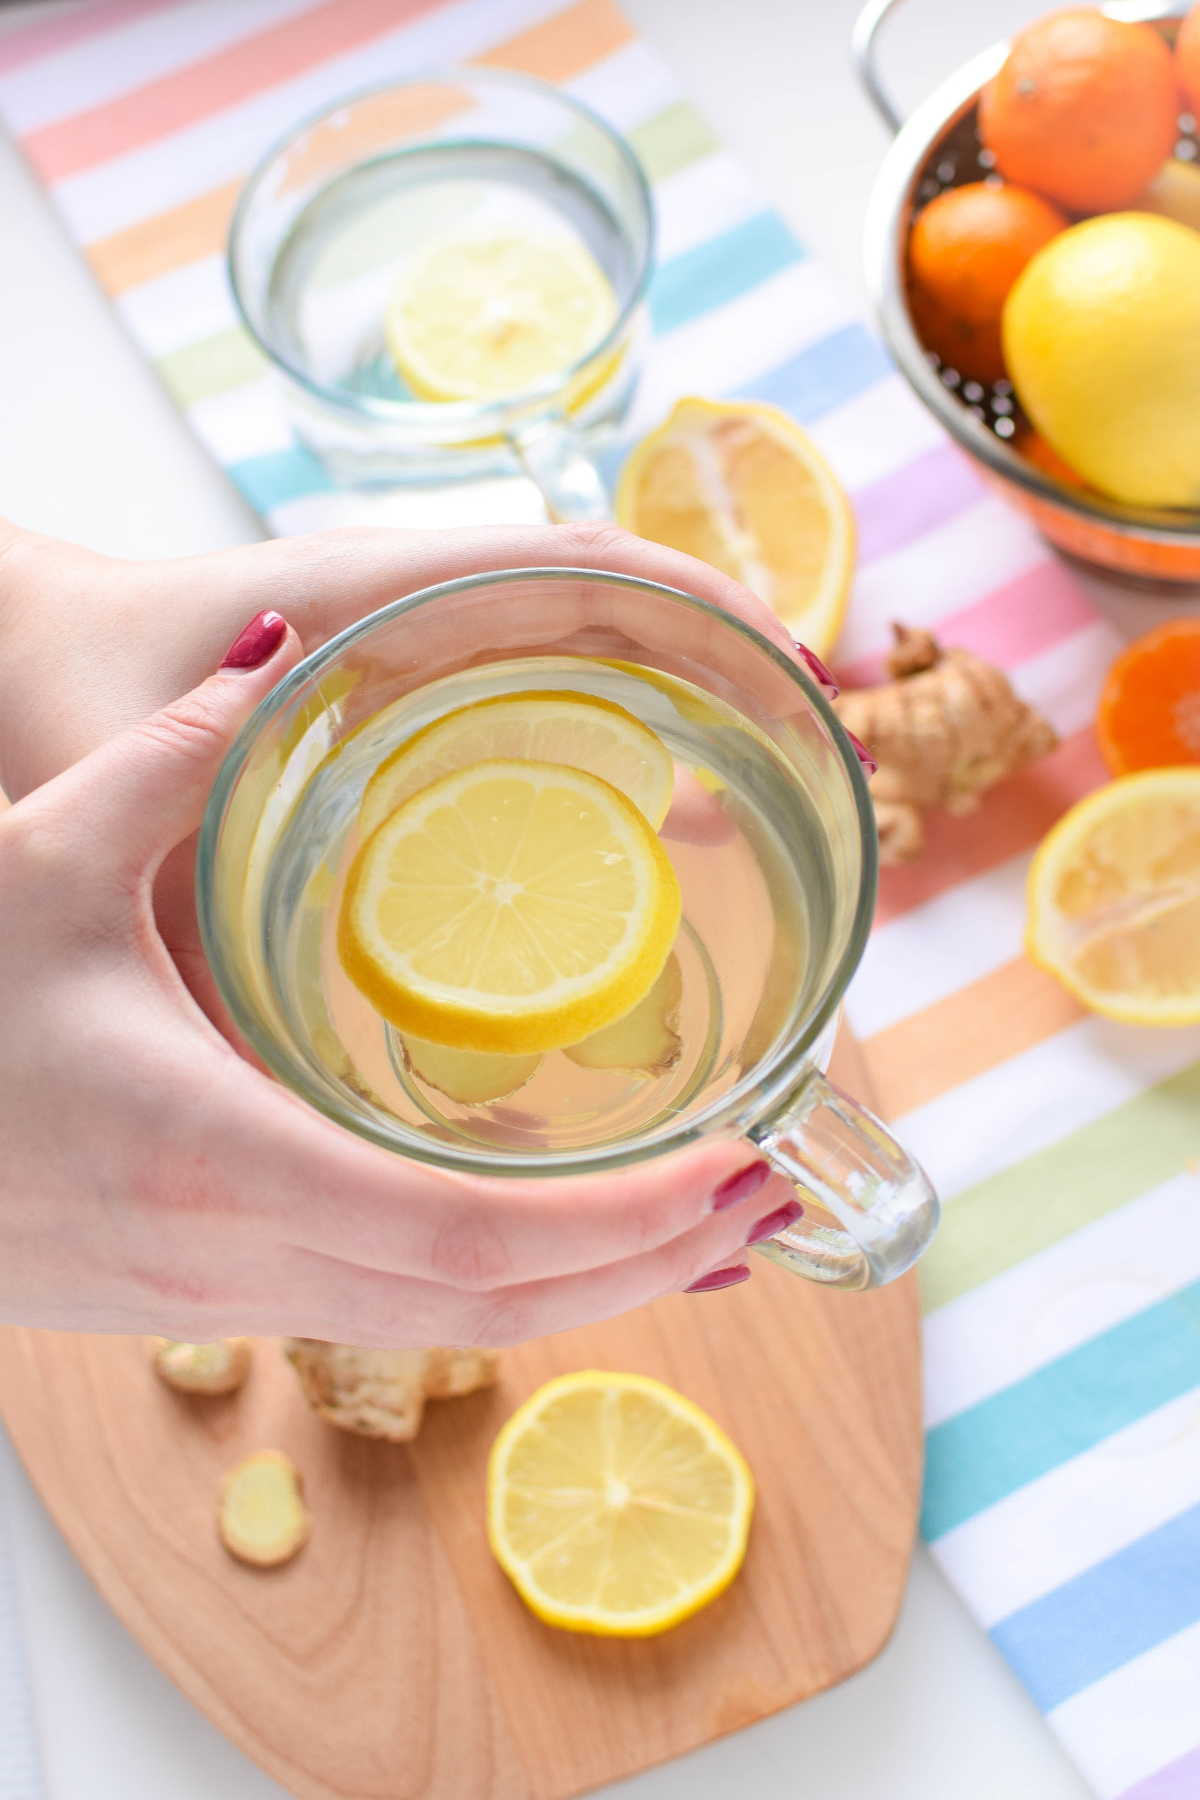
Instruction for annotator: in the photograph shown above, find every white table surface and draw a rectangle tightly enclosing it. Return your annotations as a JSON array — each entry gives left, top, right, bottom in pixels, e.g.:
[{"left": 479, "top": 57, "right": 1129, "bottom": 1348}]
[{"left": 3, "top": 2, "right": 1188, "bottom": 1796}]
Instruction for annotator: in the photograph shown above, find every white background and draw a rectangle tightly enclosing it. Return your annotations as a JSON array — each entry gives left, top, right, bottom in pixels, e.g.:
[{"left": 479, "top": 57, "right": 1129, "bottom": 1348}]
[{"left": 1, "top": 0, "right": 1187, "bottom": 1795}]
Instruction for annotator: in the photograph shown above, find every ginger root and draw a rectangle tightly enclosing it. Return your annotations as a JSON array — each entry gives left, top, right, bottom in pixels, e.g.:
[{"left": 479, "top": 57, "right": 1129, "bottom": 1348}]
[
  {"left": 284, "top": 1341, "right": 499, "bottom": 1442},
  {"left": 564, "top": 953, "right": 683, "bottom": 1075},
  {"left": 401, "top": 1037, "right": 542, "bottom": 1105},
  {"left": 218, "top": 1449, "right": 310, "bottom": 1567},
  {"left": 833, "top": 625, "right": 1057, "bottom": 863},
  {"left": 154, "top": 1338, "right": 252, "bottom": 1396}
]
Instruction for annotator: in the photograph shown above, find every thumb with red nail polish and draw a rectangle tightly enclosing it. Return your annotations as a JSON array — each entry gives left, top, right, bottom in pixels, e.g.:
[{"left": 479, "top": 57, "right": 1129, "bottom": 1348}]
[{"left": 82, "top": 609, "right": 300, "bottom": 882}]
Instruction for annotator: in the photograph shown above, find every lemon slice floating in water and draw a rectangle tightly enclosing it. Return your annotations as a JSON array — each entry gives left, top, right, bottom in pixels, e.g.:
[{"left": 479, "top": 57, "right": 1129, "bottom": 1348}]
[
  {"left": 359, "top": 690, "right": 675, "bottom": 840},
  {"left": 339, "top": 759, "right": 680, "bottom": 1055},
  {"left": 1026, "top": 768, "right": 1200, "bottom": 1025},
  {"left": 386, "top": 229, "right": 617, "bottom": 402},
  {"left": 487, "top": 1371, "right": 754, "bottom": 1637}
]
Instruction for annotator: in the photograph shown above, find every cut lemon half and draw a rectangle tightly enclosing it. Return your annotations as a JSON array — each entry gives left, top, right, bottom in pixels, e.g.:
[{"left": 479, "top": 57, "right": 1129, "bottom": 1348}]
[
  {"left": 487, "top": 1371, "right": 754, "bottom": 1637},
  {"left": 614, "top": 396, "right": 855, "bottom": 657},
  {"left": 359, "top": 691, "right": 675, "bottom": 840},
  {"left": 385, "top": 229, "right": 617, "bottom": 403},
  {"left": 339, "top": 760, "right": 681, "bottom": 1054},
  {"left": 1026, "top": 769, "right": 1200, "bottom": 1025}
]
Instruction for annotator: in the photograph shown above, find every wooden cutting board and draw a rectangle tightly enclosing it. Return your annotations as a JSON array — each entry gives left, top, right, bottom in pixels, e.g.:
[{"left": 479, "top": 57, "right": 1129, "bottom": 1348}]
[{"left": 0, "top": 1035, "right": 921, "bottom": 1800}]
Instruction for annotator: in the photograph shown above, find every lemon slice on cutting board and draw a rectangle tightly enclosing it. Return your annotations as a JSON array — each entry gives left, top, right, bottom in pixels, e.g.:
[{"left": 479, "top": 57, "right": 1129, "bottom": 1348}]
[
  {"left": 386, "top": 229, "right": 618, "bottom": 402},
  {"left": 614, "top": 396, "right": 854, "bottom": 656},
  {"left": 339, "top": 759, "right": 681, "bottom": 1055},
  {"left": 1026, "top": 768, "right": 1200, "bottom": 1024},
  {"left": 487, "top": 1371, "right": 754, "bottom": 1637},
  {"left": 359, "top": 691, "right": 675, "bottom": 840}
]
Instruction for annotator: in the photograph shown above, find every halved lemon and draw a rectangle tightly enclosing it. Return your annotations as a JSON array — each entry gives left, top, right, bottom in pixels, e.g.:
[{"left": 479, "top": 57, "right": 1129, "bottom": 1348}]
[
  {"left": 1026, "top": 769, "right": 1200, "bottom": 1025},
  {"left": 487, "top": 1371, "right": 754, "bottom": 1637},
  {"left": 386, "top": 229, "right": 617, "bottom": 402},
  {"left": 614, "top": 396, "right": 854, "bottom": 656},
  {"left": 359, "top": 691, "right": 675, "bottom": 840},
  {"left": 339, "top": 760, "right": 681, "bottom": 1054}
]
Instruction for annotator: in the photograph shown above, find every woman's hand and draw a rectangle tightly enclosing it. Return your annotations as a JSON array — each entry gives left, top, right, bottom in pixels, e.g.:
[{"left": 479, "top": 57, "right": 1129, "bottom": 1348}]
[
  {"left": 0, "top": 519, "right": 800, "bottom": 797},
  {"left": 0, "top": 518, "right": 810, "bottom": 1054},
  {"left": 0, "top": 524, "right": 800, "bottom": 1342}
]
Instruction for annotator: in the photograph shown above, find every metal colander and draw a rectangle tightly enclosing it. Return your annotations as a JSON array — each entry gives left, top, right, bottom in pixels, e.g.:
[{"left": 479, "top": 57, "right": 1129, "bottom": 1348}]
[{"left": 856, "top": 0, "right": 1200, "bottom": 585}]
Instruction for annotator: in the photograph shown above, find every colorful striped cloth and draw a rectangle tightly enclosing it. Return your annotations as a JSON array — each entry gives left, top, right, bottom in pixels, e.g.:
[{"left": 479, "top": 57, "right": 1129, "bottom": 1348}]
[{"left": 2, "top": 3, "right": 1199, "bottom": 1797}]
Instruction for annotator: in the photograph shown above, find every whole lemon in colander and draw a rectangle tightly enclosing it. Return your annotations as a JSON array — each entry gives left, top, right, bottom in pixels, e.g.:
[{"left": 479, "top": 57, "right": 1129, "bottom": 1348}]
[{"left": 1002, "top": 214, "right": 1200, "bottom": 510}]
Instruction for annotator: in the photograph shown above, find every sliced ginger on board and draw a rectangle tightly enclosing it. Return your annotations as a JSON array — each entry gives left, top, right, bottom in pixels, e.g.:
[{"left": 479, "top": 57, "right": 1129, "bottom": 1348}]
[
  {"left": 218, "top": 1450, "right": 310, "bottom": 1568},
  {"left": 153, "top": 1338, "right": 252, "bottom": 1396}
]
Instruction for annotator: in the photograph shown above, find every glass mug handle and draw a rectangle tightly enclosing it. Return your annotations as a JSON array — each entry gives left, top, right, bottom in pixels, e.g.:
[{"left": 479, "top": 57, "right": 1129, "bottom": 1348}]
[
  {"left": 510, "top": 415, "right": 613, "bottom": 523},
  {"left": 749, "top": 1072, "right": 939, "bottom": 1290}
]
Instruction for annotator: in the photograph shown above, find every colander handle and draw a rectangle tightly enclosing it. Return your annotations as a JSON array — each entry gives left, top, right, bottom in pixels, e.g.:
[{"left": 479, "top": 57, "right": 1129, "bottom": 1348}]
[{"left": 850, "top": 0, "right": 907, "bottom": 136}]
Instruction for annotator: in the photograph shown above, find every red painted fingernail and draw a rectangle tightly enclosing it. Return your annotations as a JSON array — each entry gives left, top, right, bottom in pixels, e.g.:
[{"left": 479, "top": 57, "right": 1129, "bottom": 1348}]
[
  {"left": 685, "top": 1264, "right": 752, "bottom": 1294},
  {"left": 844, "top": 727, "right": 878, "bottom": 777},
  {"left": 746, "top": 1199, "right": 804, "bottom": 1246},
  {"left": 795, "top": 640, "right": 840, "bottom": 698},
  {"left": 711, "top": 1159, "right": 771, "bottom": 1212},
  {"left": 221, "top": 610, "right": 287, "bottom": 670}
]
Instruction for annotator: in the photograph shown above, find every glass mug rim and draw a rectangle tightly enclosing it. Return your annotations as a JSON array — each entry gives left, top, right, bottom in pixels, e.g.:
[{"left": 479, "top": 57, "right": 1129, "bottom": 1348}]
[
  {"left": 227, "top": 66, "right": 657, "bottom": 427},
  {"left": 196, "top": 568, "right": 879, "bottom": 1177}
]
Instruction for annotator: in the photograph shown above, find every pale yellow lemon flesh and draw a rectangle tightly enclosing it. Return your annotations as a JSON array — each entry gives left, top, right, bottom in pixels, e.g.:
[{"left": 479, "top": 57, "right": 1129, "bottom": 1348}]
[
  {"left": 487, "top": 1371, "right": 754, "bottom": 1637},
  {"left": 615, "top": 396, "right": 854, "bottom": 656},
  {"left": 360, "top": 691, "right": 675, "bottom": 841},
  {"left": 339, "top": 759, "right": 681, "bottom": 1055},
  {"left": 1026, "top": 768, "right": 1200, "bottom": 1024},
  {"left": 386, "top": 229, "right": 617, "bottom": 403}
]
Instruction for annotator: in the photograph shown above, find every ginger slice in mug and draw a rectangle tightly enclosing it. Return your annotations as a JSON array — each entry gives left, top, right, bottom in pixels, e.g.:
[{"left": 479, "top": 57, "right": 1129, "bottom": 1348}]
[
  {"left": 564, "top": 953, "right": 682, "bottom": 1075},
  {"left": 400, "top": 1037, "right": 543, "bottom": 1105}
]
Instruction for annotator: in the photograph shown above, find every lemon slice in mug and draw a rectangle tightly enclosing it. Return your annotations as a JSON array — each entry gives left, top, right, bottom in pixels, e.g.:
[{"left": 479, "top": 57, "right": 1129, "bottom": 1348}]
[
  {"left": 359, "top": 691, "right": 675, "bottom": 840},
  {"left": 386, "top": 228, "right": 617, "bottom": 402},
  {"left": 487, "top": 1370, "right": 755, "bottom": 1637},
  {"left": 339, "top": 759, "right": 681, "bottom": 1055}
]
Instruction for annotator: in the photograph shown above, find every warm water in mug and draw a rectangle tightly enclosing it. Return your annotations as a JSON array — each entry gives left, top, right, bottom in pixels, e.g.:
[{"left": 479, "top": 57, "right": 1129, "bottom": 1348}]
[
  {"left": 263, "top": 143, "right": 633, "bottom": 406},
  {"left": 262, "top": 658, "right": 838, "bottom": 1157}
]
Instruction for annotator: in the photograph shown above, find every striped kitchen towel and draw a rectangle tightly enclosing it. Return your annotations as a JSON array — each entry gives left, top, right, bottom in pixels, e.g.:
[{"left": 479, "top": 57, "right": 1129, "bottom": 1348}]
[{"left": 2, "top": 3, "right": 1199, "bottom": 1796}]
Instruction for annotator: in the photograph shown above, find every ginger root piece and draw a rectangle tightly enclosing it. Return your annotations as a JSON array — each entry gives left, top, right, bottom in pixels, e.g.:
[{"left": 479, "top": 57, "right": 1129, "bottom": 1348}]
[
  {"left": 153, "top": 1338, "right": 252, "bottom": 1396},
  {"left": 564, "top": 953, "right": 683, "bottom": 1075},
  {"left": 218, "top": 1450, "right": 310, "bottom": 1567},
  {"left": 285, "top": 1341, "right": 499, "bottom": 1443},
  {"left": 401, "top": 1036, "right": 542, "bottom": 1105},
  {"left": 833, "top": 625, "right": 1057, "bottom": 863}
]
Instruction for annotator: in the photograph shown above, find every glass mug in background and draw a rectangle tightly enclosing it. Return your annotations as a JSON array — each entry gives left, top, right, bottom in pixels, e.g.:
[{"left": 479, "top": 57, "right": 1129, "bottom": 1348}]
[
  {"left": 197, "top": 571, "right": 938, "bottom": 1292},
  {"left": 228, "top": 71, "right": 653, "bottom": 521}
]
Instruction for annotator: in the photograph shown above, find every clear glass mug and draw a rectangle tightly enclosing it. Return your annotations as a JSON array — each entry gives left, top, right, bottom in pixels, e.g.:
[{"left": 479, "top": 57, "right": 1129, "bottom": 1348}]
[
  {"left": 228, "top": 71, "right": 653, "bottom": 521},
  {"left": 197, "top": 570, "right": 938, "bottom": 1292}
]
